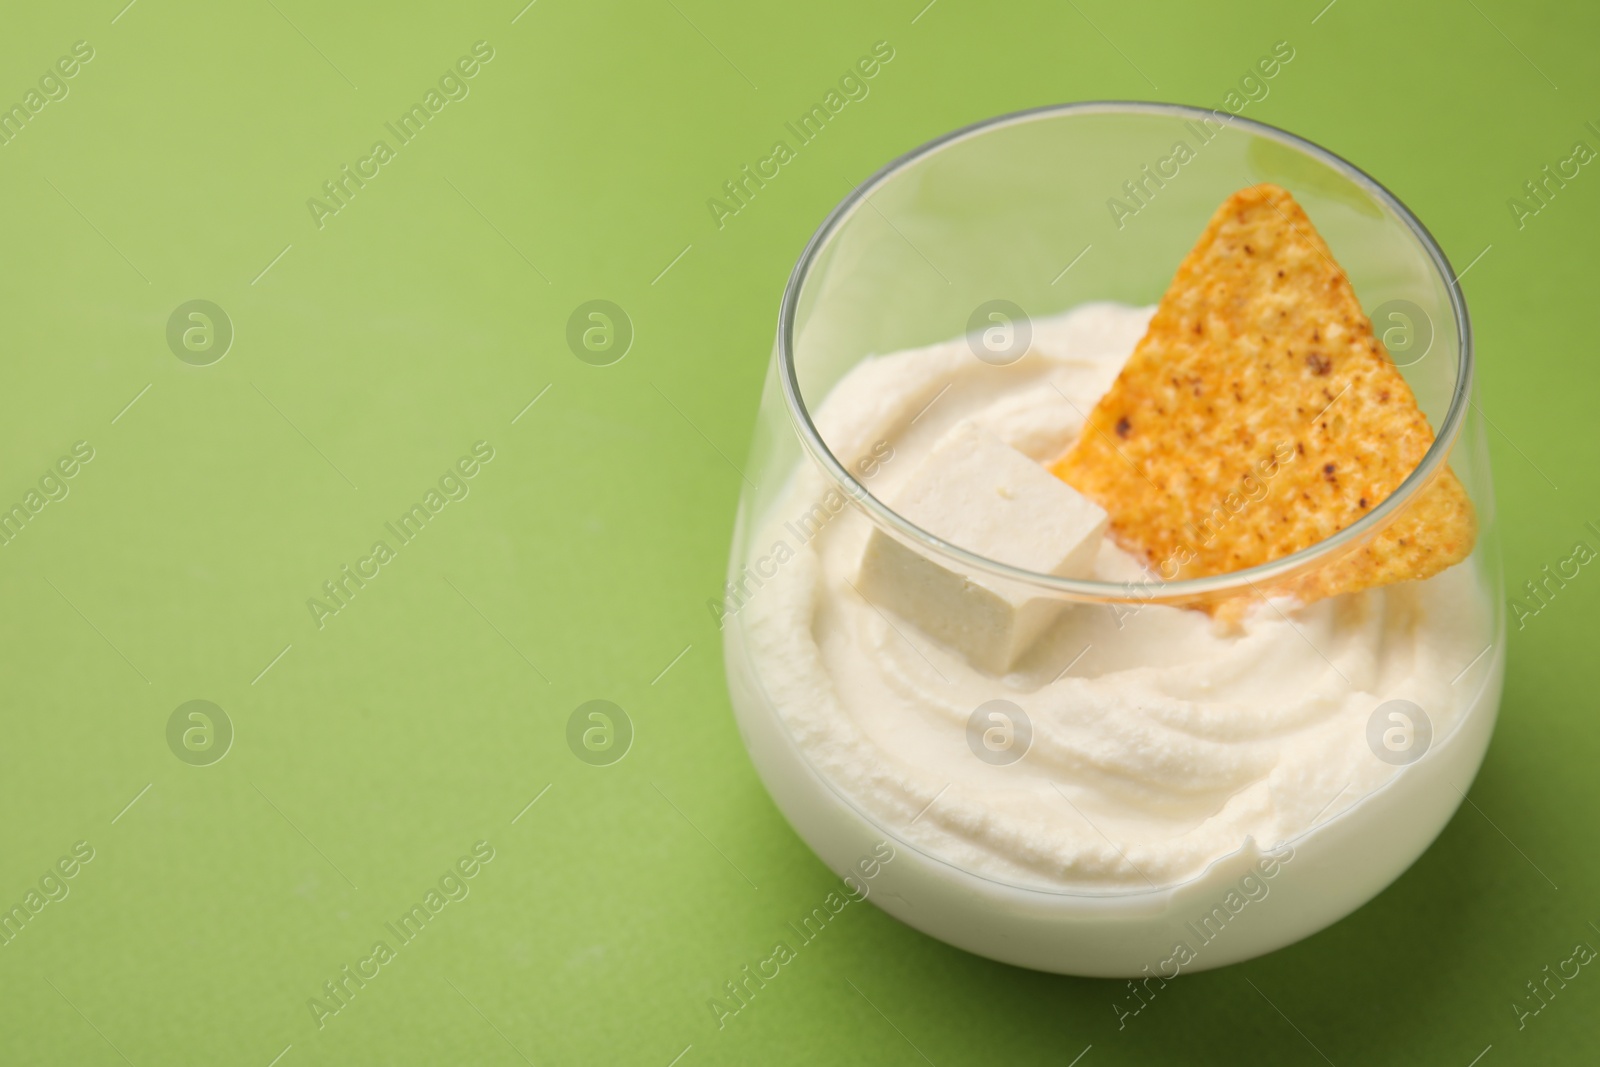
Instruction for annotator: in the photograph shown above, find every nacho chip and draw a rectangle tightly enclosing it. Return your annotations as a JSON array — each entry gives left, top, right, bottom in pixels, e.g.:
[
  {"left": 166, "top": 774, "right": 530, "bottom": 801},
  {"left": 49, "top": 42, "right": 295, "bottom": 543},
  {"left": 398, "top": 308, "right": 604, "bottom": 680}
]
[{"left": 1049, "top": 183, "right": 1475, "bottom": 605}]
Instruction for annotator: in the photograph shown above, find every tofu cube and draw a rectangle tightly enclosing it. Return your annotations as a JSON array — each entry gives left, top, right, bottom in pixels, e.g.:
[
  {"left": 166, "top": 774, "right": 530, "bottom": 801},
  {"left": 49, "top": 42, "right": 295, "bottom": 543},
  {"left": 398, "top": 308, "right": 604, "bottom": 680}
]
[{"left": 856, "top": 422, "right": 1107, "bottom": 673}]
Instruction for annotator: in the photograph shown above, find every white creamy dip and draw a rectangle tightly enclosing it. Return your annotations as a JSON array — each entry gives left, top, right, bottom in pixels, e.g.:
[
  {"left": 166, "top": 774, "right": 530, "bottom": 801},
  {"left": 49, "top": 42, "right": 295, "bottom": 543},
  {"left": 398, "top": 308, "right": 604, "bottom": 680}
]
[{"left": 739, "top": 302, "right": 1488, "bottom": 891}]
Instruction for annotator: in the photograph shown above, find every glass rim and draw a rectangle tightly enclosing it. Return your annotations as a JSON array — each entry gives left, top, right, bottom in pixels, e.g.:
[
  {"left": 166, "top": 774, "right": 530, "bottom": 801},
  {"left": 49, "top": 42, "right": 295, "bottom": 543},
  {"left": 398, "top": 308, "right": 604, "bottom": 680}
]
[{"left": 775, "top": 100, "right": 1475, "bottom": 603}]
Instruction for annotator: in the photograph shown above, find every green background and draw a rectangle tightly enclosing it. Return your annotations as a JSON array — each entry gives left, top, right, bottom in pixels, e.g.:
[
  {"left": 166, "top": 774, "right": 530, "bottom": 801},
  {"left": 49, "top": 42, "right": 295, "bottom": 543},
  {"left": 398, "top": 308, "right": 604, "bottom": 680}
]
[{"left": 0, "top": 0, "right": 1594, "bottom": 1063}]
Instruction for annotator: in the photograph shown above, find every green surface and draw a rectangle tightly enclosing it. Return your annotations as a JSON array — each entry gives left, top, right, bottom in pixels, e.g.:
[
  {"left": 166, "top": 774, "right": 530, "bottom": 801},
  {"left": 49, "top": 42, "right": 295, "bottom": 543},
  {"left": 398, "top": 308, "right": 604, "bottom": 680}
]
[{"left": 0, "top": 0, "right": 1594, "bottom": 1063}]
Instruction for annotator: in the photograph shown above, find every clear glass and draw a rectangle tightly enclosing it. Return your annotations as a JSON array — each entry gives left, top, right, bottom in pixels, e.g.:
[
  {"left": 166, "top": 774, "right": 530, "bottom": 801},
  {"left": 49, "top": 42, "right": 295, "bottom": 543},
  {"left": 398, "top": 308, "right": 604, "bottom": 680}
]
[{"left": 720, "top": 103, "right": 1503, "bottom": 977}]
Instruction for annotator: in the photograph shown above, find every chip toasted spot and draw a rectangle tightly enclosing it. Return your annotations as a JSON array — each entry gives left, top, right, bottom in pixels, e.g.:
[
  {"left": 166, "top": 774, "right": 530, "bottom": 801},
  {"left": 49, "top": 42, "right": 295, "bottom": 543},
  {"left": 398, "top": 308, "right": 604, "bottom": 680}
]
[{"left": 1048, "top": 183, "right": 1476, "bottom": 607}]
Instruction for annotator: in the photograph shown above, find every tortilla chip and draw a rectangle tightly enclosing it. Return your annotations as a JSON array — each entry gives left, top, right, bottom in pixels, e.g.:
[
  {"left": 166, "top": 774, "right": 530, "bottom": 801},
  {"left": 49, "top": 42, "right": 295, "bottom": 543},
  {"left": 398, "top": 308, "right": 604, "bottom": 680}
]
[{"left": 1049, "top": 183, "right": 1475, "bottom": 606}]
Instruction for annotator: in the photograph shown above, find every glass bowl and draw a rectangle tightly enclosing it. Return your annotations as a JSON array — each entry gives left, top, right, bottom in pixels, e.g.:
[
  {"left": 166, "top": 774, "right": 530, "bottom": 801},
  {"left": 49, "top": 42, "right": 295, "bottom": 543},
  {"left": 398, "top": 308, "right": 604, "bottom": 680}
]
[{"left": 719, "top": 102, "right": 1503, "bottom": 977}]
